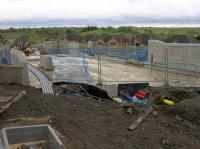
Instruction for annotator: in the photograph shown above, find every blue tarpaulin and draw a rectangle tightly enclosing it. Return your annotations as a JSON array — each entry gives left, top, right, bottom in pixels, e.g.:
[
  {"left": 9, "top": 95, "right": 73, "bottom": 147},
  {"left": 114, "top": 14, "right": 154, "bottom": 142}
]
[
  {"left": 87, "top": 47, "right": 148, "bottom": 62},
  {"left": 1, "top": 55, "right": 10, "bottom": 65}
]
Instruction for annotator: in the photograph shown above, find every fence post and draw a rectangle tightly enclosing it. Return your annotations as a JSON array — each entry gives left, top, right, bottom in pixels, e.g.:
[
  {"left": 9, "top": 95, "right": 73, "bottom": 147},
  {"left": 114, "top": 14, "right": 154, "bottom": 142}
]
[
  {"left": 164, "top": 47, "right": 169, "bottom": 86},
  {"left": 97, "top": 54, "right": 102, "bottom": 86}
]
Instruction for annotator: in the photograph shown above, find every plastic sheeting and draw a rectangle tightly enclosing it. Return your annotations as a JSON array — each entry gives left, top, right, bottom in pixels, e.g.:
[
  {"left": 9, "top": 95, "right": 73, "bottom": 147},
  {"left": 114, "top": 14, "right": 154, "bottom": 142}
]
[
  {"left": 51, "top": 55, "right": 90, "bottom": 83},
  {"left": 0, "top": 48, "right": 27, "bottom": 65},
  {"left": 0, "top": 48, "right": 10, "bottom": 65},
  {"left": 10, "top": 49, "right": 27, "bottom": 65}
]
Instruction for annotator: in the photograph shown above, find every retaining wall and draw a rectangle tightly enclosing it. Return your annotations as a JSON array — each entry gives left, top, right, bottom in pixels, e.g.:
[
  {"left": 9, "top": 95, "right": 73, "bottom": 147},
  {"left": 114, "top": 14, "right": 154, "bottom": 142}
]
[
  {"left": 0, "top": 65, "right": 29, "bottom": 85},
  {"left": 148, "top": 40, "right": 200, "bottom": 66}
]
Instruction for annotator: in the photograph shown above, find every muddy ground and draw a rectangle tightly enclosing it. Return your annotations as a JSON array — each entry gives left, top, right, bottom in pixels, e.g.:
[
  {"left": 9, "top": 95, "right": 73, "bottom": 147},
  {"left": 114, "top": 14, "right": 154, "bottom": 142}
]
[{"left": 0, "top": 84, "right": 200, "bottom": 149}]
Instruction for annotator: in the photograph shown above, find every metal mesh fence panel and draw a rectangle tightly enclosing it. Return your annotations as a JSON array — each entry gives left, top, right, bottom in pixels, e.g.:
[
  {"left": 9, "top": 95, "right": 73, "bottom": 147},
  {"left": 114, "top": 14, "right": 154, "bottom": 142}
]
[{"left": 40, "top": 34, "right": 200, "bottom": 87}]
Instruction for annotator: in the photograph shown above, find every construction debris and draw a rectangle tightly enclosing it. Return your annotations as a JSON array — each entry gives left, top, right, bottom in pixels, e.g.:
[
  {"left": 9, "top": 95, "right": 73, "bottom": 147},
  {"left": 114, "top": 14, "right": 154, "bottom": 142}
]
[
  {"left": 120, "top": 90, "right": 150, "bottom": 105},
  {"left": 11, "top": 141, "right": 48, "bottom": 149},
  {"left": 5, "top": 116, "right": 51, "bottom": 123},
  {"left": 128, "top": 106, "right": 153, "bottom": 131},
  {"left": 161, "top": 98, "right": 176, "bottom": 106},
  {"left": 0, "top": 91, "right": 26, "bottom": 114},
  {"left": 152, "top": 111, "right": 159, "bottom": 117},
  {"left": 54, "top": 82, "right": 112, "bottom": 100},
  {"left": 126, "top": 107, "right": 133, "bottom": 115},
  {"left": 0, "top": 84, "right": 200, "bottom": 149}
]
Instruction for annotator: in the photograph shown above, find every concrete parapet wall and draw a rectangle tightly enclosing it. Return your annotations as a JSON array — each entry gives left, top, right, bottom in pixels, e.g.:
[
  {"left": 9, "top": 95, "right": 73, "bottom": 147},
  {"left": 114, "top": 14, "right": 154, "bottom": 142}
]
[
  {"left": 148, "top": 40, "right": 200, "bottom": 66},
  {"left": 0, "top": 49, "right": 29, "bottom": 85},
  {"left": 0, "top": 64, "right": 29, "bottom": 85}
]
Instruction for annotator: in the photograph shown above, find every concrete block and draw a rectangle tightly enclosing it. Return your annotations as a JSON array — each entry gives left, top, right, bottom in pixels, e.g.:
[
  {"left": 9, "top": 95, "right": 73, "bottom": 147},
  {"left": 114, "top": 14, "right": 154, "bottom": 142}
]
[
  {"left": 39, "top": 55, "right": 54, "bottom": 70},
  {"left": 0, "top": 49, "right": 29, "bottom": 85},
  {"left": 2, "top": 125, "right": 64, "bottom": 149},
  {"left": 0, "top": 64, "right": 29, "bottom": 85}
]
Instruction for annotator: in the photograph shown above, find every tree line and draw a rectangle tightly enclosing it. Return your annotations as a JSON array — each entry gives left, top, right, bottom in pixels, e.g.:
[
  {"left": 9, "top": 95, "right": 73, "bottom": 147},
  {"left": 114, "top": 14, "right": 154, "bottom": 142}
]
[{"left": 0, "top": 26, "right": 199, "bottom": 45}]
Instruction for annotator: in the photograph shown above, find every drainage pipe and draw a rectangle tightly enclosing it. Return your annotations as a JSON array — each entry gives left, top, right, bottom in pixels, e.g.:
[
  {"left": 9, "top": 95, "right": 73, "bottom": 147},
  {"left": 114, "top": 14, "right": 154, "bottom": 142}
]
[{"left": 28, "top": 64, "right": 54, "bottom": 94}]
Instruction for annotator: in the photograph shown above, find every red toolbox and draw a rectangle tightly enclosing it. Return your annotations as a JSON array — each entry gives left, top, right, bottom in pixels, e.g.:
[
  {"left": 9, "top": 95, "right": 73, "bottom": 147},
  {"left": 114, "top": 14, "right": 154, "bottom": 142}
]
[{"left": 135, "top": 90, "right": 149, "bottom": 99}]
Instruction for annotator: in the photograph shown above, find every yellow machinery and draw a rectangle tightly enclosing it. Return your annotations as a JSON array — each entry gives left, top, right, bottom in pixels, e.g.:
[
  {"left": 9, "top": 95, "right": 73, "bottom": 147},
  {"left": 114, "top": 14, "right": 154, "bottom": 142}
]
[
  {"left": 19, "top": 42, "right": 32, "bottom": 56},
  {"left": 23, "top": 47, "right": 32, "bottom": 56}
]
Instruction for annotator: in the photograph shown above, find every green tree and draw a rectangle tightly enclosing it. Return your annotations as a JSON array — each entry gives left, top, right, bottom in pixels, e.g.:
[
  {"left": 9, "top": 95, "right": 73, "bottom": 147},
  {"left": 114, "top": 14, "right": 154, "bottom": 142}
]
[
  {"left": 194, "top": 35, "right": 200, "bottom": 41},
  {"left": 0, "top": 34, "right": 4, "bottom": 44},
  {"left": 118, "top": 26, "right": 132, "bottom": 33},
  {"left": 20, "top": 34, "right": 30, "bottom": 42}
]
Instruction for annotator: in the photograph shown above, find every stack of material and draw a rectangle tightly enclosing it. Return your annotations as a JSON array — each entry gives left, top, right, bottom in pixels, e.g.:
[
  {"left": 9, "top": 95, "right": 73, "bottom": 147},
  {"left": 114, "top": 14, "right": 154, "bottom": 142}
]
[{"left": 121, "top": 89, "right": 150, "bottom": 105}]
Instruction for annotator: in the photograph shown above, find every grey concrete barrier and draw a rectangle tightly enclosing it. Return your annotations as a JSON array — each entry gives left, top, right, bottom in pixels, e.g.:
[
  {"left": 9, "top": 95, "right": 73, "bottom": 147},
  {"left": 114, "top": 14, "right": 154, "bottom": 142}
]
[{"left": 2, "top": 125, "right": 64, "bottom": 149}]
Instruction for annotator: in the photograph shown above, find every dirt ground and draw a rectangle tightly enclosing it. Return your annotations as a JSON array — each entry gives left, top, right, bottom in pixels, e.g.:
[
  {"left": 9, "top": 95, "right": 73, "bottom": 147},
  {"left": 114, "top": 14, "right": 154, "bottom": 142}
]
[{"left": 0, "top": 84, "right": 200, "bottom": 149}]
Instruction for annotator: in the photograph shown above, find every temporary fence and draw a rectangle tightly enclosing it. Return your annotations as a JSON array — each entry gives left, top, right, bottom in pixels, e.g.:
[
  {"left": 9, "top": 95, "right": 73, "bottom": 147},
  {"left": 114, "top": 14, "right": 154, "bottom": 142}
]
[
  {"left": 82, "top": 53, "right": 90, "bottom": 83},
  {"left": 148, "top": 41, "right": 200, "bottom": 87},
  {"left": 45, "top": 46, "right": 149, "bottom": 84},
  {"left": 41, "top": 38, "right": 200, "bottom": 87}
]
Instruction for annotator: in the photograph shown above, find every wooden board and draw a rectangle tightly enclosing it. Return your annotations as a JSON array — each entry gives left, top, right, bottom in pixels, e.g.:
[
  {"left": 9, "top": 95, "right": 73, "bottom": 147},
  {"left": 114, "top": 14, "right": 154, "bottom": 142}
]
[
  {"left": 128, "top": 107, "right": 153, "bottom": 131},
  {"left": 0, "top": 91, "right": 26, "bottom": 114}
]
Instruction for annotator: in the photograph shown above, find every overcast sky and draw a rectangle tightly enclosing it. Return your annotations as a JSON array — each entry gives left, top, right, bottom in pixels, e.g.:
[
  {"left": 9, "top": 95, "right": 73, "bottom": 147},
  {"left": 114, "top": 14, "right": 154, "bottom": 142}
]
[{"left": 0, "top": 0, "right": 199, "bottom": 27}]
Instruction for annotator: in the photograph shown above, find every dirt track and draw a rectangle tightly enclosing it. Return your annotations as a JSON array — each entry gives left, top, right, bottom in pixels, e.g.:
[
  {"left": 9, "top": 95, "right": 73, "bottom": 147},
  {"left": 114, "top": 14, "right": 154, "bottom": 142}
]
[{"left": 0, "top": 84, "right": 200, "bottom": 149}]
